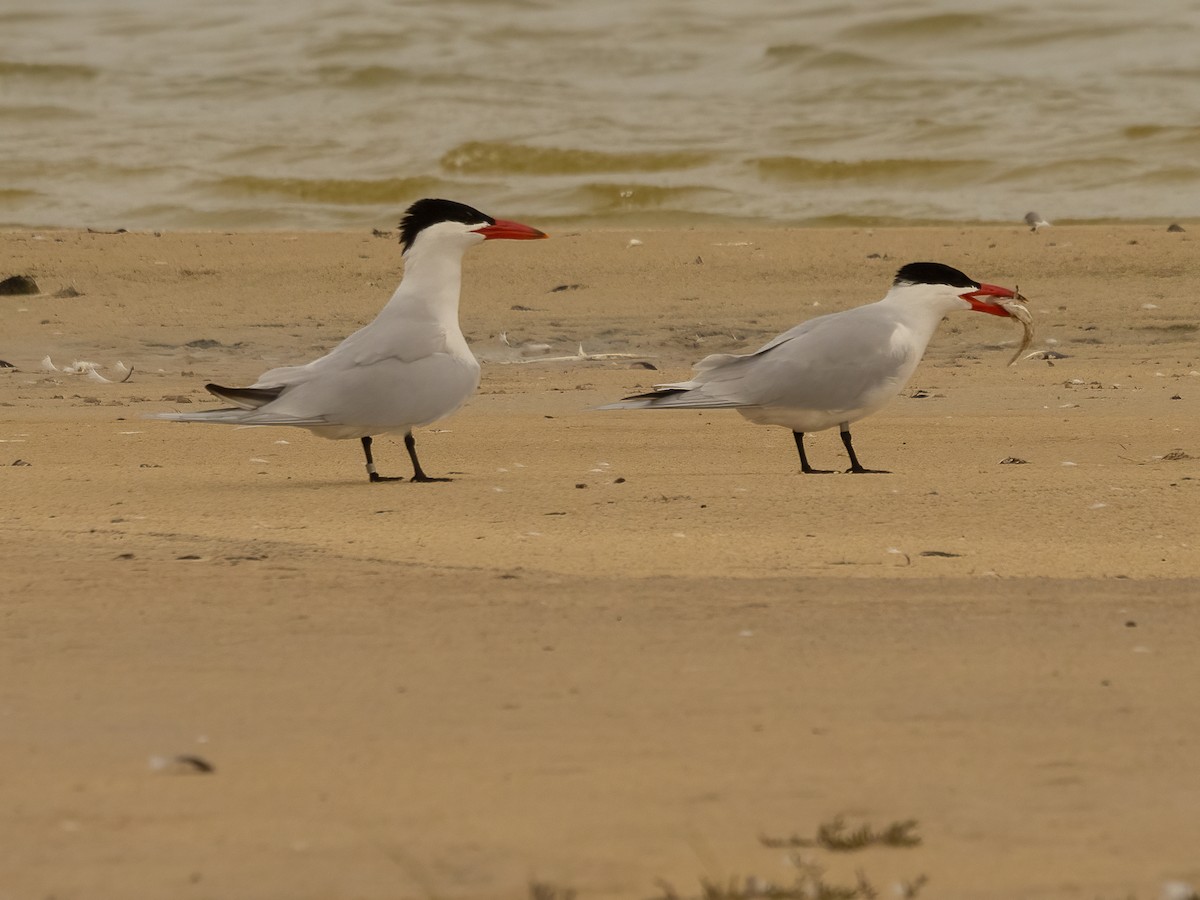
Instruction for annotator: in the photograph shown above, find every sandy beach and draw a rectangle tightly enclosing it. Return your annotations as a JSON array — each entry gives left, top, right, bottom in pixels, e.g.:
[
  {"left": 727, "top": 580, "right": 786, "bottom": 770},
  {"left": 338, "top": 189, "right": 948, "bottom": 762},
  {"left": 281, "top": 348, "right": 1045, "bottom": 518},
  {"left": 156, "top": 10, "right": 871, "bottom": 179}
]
[{"left": 2, "top": 224, "right": 1199, "bottom": 899}]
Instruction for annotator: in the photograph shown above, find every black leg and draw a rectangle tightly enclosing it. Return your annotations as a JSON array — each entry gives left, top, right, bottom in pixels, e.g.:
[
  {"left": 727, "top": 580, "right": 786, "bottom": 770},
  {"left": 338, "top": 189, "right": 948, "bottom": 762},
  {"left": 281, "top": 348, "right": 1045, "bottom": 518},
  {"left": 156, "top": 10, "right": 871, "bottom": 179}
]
[
  {"left": 792, "top": 431, "right": 833, "bottom": 474},
  {"left": 361, "top": 436, "right": 403, "bottom": 483},
  {"left": 839, "top": 426, "right": 889, "bottom": 474},
  {"left": 404, "top": 432, "right": 451, "bottom": 483}
]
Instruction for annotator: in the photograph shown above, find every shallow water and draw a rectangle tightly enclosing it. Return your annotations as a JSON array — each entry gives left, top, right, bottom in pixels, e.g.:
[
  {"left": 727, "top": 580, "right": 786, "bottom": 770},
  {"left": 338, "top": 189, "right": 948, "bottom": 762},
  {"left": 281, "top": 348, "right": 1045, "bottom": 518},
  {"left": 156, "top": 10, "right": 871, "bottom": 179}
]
[{"left": 3, "top": 0, "right": 1199, "bottom": 229}]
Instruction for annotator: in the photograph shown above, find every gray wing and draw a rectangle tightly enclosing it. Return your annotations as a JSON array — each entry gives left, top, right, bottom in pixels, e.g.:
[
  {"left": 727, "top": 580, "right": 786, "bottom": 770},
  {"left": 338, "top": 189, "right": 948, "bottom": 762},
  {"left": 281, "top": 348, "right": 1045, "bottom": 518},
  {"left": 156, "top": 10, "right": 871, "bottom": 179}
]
[{"left": 682, "top": 307, "right": 912, "bottom": 410}]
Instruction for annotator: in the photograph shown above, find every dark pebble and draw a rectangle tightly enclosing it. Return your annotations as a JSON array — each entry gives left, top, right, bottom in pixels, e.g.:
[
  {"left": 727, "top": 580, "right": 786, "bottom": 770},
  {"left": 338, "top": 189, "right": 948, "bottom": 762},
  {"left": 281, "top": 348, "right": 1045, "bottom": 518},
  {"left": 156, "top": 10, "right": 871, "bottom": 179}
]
[
  {"left": 0, "top": 275, "right": 39, "bottom": 295},
  {"left": 173, "top": 755, "right": 215, "bottom": 773}
]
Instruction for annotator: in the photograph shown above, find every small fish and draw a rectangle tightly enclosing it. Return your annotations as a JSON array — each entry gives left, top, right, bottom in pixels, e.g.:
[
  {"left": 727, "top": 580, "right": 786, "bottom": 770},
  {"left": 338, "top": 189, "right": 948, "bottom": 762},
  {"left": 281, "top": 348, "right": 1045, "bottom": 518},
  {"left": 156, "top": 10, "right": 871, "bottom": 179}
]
[{"left": 997, "top": 291, "right": 1035, "bottom": 365}]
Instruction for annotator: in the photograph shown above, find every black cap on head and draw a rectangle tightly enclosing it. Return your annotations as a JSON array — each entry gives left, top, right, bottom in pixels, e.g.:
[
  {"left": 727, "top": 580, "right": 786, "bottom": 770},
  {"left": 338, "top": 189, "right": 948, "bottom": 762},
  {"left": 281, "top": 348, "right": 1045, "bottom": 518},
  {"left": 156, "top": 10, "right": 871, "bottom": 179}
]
[
  {"left": 399, "top": 199, "right": 494, "bottom": 252},
  {"left": 894, "top": 262, "right": 979, "bottom": 290}
]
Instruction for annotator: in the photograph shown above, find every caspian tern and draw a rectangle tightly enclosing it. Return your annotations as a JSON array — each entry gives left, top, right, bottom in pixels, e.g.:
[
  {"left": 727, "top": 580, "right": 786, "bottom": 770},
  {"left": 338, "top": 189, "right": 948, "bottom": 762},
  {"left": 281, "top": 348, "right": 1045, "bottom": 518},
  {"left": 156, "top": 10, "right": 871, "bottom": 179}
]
[
  {"left": 600, "top": 261, "right": 1020, "bottom": 474},
  {"left": 152, "top": 198, "right": 547, "bottom": 482}
]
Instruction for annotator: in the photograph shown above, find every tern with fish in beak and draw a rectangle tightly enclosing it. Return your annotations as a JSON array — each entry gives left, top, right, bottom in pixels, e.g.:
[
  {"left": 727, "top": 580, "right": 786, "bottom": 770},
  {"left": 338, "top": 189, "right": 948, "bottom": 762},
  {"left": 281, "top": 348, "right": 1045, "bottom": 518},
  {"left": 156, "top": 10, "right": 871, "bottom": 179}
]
[{"left": 601, "top": 262, "right": 1032, "bottom": 474}]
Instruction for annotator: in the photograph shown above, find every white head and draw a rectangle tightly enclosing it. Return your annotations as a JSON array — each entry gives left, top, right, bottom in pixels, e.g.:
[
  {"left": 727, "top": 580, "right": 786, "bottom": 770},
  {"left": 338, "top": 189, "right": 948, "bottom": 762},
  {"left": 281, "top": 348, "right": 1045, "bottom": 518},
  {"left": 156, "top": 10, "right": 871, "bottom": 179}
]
[
  {"left": 890, "top": 261, "right": 1017, "bottom": 317},
  {"left": 398, "top": 198, "right": 547, "bottom": 257}
]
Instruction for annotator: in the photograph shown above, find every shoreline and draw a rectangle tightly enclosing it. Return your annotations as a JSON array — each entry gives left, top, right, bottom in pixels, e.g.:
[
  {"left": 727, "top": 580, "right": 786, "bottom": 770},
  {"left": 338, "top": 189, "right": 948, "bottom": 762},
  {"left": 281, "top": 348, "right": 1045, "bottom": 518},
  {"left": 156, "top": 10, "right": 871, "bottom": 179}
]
[{"left": 3, "top": 215, "right": 1196, "bottom": 234}]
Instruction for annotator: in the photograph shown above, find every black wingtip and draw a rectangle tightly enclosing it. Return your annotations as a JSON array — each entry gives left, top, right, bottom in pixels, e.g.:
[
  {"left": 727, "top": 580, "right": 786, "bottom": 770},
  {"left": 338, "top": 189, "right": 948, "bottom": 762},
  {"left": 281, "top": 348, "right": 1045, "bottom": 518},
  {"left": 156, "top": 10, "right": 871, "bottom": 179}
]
[
  {"left": 621, "top": 387, "right": 688, "bottom": 402},
  {"left": 205, "top": 383, "right": 284, "bottom": 406}
]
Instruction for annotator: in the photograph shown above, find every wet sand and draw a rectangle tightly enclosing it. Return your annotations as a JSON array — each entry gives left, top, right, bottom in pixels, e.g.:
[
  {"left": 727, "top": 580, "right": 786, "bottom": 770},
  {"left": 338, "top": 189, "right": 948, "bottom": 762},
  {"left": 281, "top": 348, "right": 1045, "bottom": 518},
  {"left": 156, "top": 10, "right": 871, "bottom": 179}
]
[{"left": 2, "top": 225, "right": 1199, "bottom": 899}]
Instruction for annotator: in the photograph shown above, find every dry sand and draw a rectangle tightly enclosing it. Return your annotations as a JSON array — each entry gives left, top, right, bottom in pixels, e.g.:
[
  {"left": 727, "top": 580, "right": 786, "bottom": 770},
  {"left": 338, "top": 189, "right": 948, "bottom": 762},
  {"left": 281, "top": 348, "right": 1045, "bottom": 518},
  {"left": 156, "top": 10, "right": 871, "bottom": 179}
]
[{"left": 2, "top": 224, "right": 1198, "bottom": 899}]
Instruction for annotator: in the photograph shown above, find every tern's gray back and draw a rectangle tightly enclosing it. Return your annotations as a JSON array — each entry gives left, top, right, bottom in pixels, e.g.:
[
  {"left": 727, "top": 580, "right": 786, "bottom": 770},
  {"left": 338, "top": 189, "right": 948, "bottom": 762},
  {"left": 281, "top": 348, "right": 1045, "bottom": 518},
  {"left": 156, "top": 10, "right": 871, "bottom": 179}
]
[{"left": 703, "top": 303, "right": 914, "bottom": 411}]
